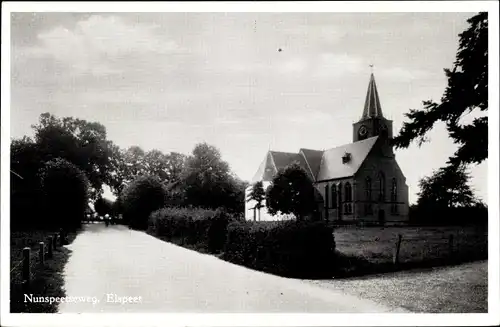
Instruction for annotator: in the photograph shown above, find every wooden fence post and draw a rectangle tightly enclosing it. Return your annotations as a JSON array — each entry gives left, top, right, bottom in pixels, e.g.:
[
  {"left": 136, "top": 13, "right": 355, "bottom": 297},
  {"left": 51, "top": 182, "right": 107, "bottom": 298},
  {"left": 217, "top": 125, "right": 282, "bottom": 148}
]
[
  {"left": 39, "top": 242, "right": 45, "bottom": 265},
  {"left": 449, "top": 234, "right": 454, "bottom": 257},
  {"left": 393, "top": 234, "right": 402, "bottom": 265},
  {"left": 47, "top": 236, "right": 53, "bottom": 259},
  {"left": 22, "top": 247, "right": 31, "bottom": 292},
  {"left": 53, "top": 234, "right": 58, "bottom": 250}
]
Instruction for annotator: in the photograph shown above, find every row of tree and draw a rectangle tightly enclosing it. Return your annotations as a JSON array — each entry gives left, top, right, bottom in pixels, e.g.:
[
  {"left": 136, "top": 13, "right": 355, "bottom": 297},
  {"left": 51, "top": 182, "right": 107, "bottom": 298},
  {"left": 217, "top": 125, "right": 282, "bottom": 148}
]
[{"left": 11, "top": 113, "right": 248, "bottom": 230}]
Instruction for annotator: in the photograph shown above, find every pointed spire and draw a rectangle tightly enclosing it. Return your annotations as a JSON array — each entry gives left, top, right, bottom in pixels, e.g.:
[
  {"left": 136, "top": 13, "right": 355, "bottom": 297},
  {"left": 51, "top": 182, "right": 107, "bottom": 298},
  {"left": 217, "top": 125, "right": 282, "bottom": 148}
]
[{"left": 361, "top": 72, "right": 384, "bottom": 119}]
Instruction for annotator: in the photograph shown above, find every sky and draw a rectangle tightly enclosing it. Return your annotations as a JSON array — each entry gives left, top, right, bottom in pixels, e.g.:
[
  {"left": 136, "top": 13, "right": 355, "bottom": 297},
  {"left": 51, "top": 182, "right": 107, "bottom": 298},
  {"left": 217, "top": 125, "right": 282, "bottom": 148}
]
[{"left": 9, "top": 12, "right": 488, "bottom": 204}]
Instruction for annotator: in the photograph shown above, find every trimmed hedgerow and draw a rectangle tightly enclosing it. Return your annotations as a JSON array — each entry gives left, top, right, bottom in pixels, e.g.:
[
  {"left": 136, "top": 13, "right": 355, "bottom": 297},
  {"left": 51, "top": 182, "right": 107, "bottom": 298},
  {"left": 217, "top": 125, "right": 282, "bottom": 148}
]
[
  {"left": 148, "top": 207, "right": 230, "bottom": 253},
  {"left": 222, "top": 220, "right": 336, "bottom": 279}
]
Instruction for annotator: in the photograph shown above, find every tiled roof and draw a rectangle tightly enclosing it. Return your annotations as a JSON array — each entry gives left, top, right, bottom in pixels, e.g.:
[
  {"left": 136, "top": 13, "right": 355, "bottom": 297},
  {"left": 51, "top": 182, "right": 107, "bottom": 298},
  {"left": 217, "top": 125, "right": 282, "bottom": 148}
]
[
  {"left": 252, "top": 136, "right": 379, "bottom": 183},
  {"left": 251, "top": 152, "right": 276, "bottom": 183},
  {"left": 299, "top": 148, "right": 324, "bottom": 180},
  {"left": 316, "top": 136, "right": 379, "bottom": 181},
  {"left": 270, "top": 151, "right": 300, "bottom": 170},
  {"left": 251, "top": 151, "right": 312, "bottom": 183}
]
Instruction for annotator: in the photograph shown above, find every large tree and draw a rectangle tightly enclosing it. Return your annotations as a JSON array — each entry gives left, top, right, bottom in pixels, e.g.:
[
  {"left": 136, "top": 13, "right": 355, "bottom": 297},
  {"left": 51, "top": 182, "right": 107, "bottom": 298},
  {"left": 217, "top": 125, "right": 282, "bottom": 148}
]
[
  {"left": 181, "top": 143, "right": 244, "bottom": 211},
  {"left": 417, "top": 165, "right": 478, "bottom": 209},
  {"left": 265, "top": 162, "right": 318, "bottom": 221},
  {"left": 392, "top": 12, "right": 488, "bottom": 169},
  {"left": 31, "top": 113, "right": 114, "bottom": 200},
  {"left": 108, "top": 146, "right": 187, "bottom": 196}
]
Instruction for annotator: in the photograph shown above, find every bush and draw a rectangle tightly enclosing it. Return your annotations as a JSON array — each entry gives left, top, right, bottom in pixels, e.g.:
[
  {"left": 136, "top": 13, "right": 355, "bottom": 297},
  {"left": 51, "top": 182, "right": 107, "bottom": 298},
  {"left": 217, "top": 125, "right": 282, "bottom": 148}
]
[
  {"left": 120, "top": 175, "right": 166, "bottom": 230},
  {"left": 39, "top": 158, "right": 90, "bottom": 230},
  {"left": 148, "top": 207, "right": 231, "bottom": 253},
  {"left": 223, "top": 220, "right": 336, "bottom": 278}
]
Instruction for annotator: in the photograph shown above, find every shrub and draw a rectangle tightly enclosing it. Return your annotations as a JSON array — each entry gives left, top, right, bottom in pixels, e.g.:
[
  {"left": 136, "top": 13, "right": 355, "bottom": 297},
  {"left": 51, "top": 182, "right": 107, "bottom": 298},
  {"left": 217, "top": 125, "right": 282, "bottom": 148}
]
[
  {"left": 39, "top": 158, "right": 90, "bottom": 230},
  {"left": 120, "top": 175, "right": 166, "bottom": 230},
  {"left": 148, "top": 207, "right": 231, "bottom": 253},
  {"left": 223, "top": 220, "right": 336, "bottom": 278}
]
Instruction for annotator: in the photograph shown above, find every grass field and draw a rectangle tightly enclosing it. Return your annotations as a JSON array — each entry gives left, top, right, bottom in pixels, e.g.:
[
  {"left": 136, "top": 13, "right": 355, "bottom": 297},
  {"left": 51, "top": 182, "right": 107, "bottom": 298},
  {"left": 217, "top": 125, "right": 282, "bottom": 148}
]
[
  {"left": 10, "top": 230, "right": 76, "bottom": 313},
  {"left": 333, "top": 225, "right": 488, "bottom": 276}
]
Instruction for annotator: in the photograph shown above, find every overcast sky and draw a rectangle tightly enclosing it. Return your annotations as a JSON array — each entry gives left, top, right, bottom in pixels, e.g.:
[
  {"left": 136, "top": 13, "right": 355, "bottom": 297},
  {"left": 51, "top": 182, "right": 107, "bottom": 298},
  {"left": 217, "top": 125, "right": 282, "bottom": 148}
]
[{"left": 10, "top": 12, "right": 487, "bottom": 203}]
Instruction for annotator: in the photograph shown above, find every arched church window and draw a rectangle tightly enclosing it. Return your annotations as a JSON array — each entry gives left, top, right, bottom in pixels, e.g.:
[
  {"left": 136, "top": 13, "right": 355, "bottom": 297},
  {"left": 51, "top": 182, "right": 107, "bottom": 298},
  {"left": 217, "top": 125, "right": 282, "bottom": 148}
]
[
  {"left": 324, "top": 184, "right": 329, "bottom": 208},
  {"left": 345, "top": 182, "right": 352, "bottom": 202},
  {"left": 391, "top": 178, "right": 397, "bottom": 201},
  {"left": 391, "top": 178, "right": 398, "bottom": 214},
  {"left": 365, "top": 177, "right": 372, "bottom": 201},
  {"left": 378, "top": 172, "right": 385, "bottom": 201},
  {"left": 338, "top": 182, "right": 343, "bottom": 204},
  {"left": 331, "top": 184, "right": 337, "bottom": 208},
  {"left": 365, "top": 177, "right": 373, "bottom": 215}
]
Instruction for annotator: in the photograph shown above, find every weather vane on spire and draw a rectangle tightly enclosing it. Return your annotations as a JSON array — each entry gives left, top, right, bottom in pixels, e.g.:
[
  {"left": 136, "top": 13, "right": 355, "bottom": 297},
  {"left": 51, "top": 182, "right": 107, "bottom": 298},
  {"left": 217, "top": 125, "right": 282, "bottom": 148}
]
[{"left": 369, "top": 64, "right": 374, "bottom": 73}]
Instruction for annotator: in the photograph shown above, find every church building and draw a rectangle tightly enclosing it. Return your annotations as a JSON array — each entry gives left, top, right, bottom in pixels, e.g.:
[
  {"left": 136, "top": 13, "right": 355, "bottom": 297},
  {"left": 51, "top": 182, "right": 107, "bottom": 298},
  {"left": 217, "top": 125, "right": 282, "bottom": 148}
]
[{"left": 246, "top": 73, "right": 410, "bottom": 224}]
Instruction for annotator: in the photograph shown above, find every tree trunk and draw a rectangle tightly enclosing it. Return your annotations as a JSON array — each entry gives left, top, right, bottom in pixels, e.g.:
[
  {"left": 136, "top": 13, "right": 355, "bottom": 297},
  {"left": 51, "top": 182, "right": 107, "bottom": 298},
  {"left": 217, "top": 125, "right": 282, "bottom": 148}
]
[{"left": 253, "top": 207, "right": 256, "bottom": 222}]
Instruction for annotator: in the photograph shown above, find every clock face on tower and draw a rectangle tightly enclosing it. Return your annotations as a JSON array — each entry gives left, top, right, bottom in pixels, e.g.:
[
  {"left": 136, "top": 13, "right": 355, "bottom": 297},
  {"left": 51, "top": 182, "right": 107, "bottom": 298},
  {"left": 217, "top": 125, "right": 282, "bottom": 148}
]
[{"left": 358, "top": 125, "right": 368, "bottom": 140}]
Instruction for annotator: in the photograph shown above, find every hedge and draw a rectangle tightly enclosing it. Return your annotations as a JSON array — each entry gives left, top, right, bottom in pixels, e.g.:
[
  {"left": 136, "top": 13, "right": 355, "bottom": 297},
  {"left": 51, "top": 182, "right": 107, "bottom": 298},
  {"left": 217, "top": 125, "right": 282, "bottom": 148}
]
[
  {"left": 222, "top": 220, "right": 336, "bottom": 279},
  {"left": 148, "top": 207, "right": 231, "bottom": 253}
]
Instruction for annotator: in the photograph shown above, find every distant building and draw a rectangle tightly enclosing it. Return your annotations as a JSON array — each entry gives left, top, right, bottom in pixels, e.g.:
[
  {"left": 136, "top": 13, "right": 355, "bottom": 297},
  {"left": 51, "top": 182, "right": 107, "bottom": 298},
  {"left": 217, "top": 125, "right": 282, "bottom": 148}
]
[{"left": 246, "top": 73, "right": 409, "bottom": 224}]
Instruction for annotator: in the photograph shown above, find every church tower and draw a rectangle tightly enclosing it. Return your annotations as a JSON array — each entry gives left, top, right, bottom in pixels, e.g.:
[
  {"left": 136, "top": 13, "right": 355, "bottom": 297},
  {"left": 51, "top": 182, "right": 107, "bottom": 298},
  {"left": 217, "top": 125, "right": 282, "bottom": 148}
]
[{"left": 352, "top": 73, "right": 393, "bottom": 143}]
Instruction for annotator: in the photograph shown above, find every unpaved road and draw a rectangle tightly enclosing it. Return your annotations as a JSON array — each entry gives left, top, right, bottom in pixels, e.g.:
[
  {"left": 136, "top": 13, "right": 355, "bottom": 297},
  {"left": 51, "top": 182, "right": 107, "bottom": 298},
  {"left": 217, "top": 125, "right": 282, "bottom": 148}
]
[
  {"left": 306, "top": 260, "right": 488, "bottom": 313},
  {"left": 58, "top": 224, "right": 407, "bottom": 313}
]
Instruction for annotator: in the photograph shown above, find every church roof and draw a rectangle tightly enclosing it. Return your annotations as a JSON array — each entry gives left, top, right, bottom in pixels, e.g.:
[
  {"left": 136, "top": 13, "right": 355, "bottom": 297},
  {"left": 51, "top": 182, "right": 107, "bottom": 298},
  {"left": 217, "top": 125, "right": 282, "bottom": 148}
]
[
  {"left": 299, "top": 148, "right": 323, "bottom": 179},
  {"left": 361, "top": 73, "right": 384, "bottom": 119},
  {"left": 251, "top": 151, "right": 313, "bottom": 183},
  {"left": 251, "top": 151, "right": 276, "bottom": 183},
  {"left": 251, "top": 137, "right": 379, "bottom": 184},
  {"left": 316, "top": 136, "right": 379, "bottom": 181}
]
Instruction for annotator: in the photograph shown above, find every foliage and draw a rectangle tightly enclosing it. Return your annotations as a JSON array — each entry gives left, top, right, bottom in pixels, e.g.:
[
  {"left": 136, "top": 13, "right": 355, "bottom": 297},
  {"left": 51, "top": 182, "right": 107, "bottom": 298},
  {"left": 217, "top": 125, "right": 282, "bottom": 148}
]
[
  {"left": 11, "top": 137, "right": 45, "bottom": 229},
  {"left": 120, "top": 175, "right": 167, "bottom": 230},
  {"left": 148, "top": 207, "right": 231, "bottom": 253},
  {"left": 392, "top": 12, "right": 488, "bottom": 169},
  {"left": 223, "top": 220, "right": 336, "bottom": 278},
  {"left": 39, "top": 158, "right": 90, "bottom": 230},
  {"left": 417, "top": 166, "right": 478, "bottom": 209},
  {"left": 108, "top": 146, "right": 187, "bottom": 196},
  {"left": 180, "top": 143, "right": 246, "bottom": 212},
  {"left": 94, "top": 197, "right": 115, "bottom": 217},
  {"left": 247, "top": 181, "right": 266, "bottom": 221},
  {"left": 32, "top": 113, "right": 114, "bottom": 200},
  {"left": 265, "top": 162, "right": 318, "bottom": 221},
  {"left": 411, "top": 165, "right": 487, "bottom": 224}
]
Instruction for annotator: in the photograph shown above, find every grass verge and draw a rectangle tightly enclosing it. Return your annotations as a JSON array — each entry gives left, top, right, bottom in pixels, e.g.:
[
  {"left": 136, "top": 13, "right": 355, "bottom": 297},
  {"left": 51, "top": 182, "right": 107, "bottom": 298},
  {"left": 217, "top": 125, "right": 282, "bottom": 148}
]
[{"left": 10, "top": 231, "right": 77, "bottom": 313}]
